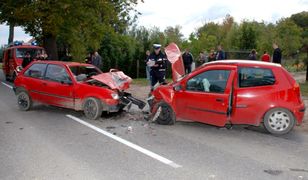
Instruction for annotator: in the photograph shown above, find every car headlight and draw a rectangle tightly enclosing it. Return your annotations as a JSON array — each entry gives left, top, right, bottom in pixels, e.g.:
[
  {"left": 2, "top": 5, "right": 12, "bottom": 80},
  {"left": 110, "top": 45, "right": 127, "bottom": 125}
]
[
  {"left": 16, "top": 66, "right": 23, "bottom": 72},
  {"left": 111, "top": 93, "right": 119, "bottom": 100}
]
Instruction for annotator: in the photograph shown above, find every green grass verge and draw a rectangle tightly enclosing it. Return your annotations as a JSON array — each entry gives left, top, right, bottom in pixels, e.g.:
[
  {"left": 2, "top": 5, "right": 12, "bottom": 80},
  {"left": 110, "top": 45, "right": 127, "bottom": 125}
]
[
  {"left": 300, "top": 82, "right": 308, "bottom": 97},
  {"left": 132, "top": 78, "right": 173, "bottom": 86},
  {"left": 132, "top": 78, "right": 150, "bottom": 86}
]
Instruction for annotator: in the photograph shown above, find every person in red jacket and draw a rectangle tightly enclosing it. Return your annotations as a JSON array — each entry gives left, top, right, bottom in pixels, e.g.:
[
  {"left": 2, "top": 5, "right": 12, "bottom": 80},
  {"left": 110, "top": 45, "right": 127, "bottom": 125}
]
[{"left": 261, "top": 51, "right": 270, "bottom": 62}]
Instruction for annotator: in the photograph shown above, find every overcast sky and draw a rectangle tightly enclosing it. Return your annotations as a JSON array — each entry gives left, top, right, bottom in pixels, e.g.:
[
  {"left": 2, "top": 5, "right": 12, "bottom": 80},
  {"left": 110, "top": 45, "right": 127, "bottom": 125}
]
[{"left": 1, "top": 0, "right": 307, "bottom": 45}]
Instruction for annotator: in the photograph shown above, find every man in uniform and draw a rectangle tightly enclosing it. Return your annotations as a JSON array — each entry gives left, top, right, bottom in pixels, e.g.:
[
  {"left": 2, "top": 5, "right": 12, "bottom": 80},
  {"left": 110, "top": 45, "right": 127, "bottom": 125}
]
[{"left": 147, "top": 44, "right": 168, "bottom": 91}]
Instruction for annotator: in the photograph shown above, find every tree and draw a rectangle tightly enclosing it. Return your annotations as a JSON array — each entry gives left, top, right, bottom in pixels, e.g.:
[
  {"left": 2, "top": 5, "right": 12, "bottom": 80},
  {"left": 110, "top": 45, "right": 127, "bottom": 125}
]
[
  {"left": 164, "top": 25, "right": 184, "bottom": 46},
  {"left": 0, "top": 0, "right": 31, "bottom": 44},
  {"left": 16, "top": 0, "right": 141, "bottom": 60},
  {"left": 275, "top": 18, "right": 302, "bottom": 57},
  {"left": 238, "top": 21, "right": 257, "bottom": 50}
]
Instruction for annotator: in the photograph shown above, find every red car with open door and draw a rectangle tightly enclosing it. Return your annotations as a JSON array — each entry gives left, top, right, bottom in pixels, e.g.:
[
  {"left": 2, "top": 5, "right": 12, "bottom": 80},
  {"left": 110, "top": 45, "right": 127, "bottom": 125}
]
[
  {"left": 14, "top": 61, "right": 145, "bottom": 120},
  {"left": 149, "top": 44, "right": 305, "bottom": 135}
]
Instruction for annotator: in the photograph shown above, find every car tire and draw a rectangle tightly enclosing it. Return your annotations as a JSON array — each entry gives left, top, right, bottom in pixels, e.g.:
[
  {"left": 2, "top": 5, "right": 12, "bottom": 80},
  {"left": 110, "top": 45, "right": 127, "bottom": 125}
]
[
  {"left": 154, "top": 102, "right": 175, "bottom": 125},
  {"left": 83, "top": 97, "right": 102, "bottom": 120},
  {"left": 17, "top": 90, "right": 32, "bottom": 111},
  {"left": 263, "top": 108, "right": 295, "bottom": 135}
]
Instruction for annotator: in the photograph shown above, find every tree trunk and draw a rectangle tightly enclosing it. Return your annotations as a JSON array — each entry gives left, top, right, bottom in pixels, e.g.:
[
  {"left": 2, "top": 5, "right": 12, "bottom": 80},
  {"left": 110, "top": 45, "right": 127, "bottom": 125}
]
[
  {"left": 8, "top": 23, "right": 14, "bottom": 44},
  {"left": 43, "top": 33, "right": 58, "bottom": 60}
]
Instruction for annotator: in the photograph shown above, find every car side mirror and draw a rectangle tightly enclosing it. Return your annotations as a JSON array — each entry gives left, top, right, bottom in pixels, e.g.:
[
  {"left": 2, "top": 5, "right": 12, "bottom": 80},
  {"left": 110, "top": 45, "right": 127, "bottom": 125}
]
[{"left": 173, "top": 84, "right": 182, "bottom": 92}]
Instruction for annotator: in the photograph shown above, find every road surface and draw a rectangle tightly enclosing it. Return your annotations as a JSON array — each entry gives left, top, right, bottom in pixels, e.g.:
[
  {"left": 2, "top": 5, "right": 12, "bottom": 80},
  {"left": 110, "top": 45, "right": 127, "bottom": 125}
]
[{"left": 0, "top": 70, "right": 308, "bottom": 180}]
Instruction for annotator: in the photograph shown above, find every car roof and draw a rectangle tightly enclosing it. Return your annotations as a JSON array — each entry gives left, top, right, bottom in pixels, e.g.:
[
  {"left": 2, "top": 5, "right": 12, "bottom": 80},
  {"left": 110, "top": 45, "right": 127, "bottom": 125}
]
[
  {"left": 33, "top": 60, "right": 90, "bottom": 67},
  {"left": 205, "top": 60, "right": 282, "bottom": 68}
]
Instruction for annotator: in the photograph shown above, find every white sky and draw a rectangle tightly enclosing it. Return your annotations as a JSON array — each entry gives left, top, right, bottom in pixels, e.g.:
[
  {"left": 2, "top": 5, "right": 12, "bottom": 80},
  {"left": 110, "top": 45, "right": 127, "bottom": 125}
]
[{"left": 0, "top": 0, "right": 307, "bottom": 45}]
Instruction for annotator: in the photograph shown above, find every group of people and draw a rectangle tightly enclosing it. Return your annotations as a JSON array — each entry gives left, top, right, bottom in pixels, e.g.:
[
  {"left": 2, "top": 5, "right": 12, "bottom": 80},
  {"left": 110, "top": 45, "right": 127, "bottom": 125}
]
[
  {"left": 182, "top": 45, "right": 226, "bottom": 74},
  {"left": 21, "top": 51, "right": 49, "bottom": 68},
  {"left": 144, "top": 42, "right": 283, "bottom": 91},
  {"left": 248, "top": 43, "right": 282, "bottom": 64}
]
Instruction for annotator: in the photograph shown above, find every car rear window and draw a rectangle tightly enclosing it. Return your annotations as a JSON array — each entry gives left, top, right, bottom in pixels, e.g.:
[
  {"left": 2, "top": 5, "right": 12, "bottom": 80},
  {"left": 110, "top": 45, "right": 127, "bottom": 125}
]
[{"left": 238, "top": 67, "right": 275, "bottom": 88}]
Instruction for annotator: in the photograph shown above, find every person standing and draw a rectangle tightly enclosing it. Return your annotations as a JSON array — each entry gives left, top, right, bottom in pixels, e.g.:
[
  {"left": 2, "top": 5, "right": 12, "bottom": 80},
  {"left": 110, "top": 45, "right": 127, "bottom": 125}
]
[
  {"left": 273, "top": 43, "right": 282, "bottom": 64},
  {"left": 144, "top": 50, "right": 151, "bottom": 84},
  {"left": 197, "top": 51, "right": 207, "bottom": 67},
  {"left": 147, "top": 44, "right": 168, "bottom": 91},
  {"left": 261, "top": 51, "right": 270, "bottom": 62},
  {"left": 21, "top": 52, "right": 33, "bottom": 68},
  {"left": 85, "top": 53, "right": 92, "bottom": 64},
  {"left": 216, "top": 45, "right": 225, "bottom": 60},
  {"left": 248, "top": 49, "right": 257, "bottom": 60},
  {"left": 92, "top": 51, "right": 102, "bottom": 69},
  {"left": 208, "top": 49, "right": 216, "bottom": 62},
  {"left": 182, "top": 48, "right": 194, "bottom": 74}
]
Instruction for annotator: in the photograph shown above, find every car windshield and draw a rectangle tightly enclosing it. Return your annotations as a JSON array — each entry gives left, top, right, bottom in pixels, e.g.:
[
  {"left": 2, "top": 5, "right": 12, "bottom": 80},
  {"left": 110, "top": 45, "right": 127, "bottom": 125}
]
[
  {"left": 16, "top": 48, "right": 45, "bottom": 58},
  {"left": 69, "top": 65, "right": 101, "bottom": 81}
]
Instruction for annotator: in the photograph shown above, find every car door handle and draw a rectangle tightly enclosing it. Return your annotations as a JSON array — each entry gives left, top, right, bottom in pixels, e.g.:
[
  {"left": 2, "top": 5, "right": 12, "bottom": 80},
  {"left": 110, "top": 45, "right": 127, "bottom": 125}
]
[
  {"left": 42, "top": 82, "right": 47, "bottom": 86},
  {"left": 216, "top": 98, "right": 224, "bottom": 102}
]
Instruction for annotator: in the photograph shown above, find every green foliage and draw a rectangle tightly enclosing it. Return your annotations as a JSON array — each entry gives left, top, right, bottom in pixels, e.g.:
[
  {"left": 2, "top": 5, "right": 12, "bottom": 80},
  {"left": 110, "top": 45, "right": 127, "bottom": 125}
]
[
  {"left": 238, "top": 21, "right": 257, "bottom": 50},
  {"left": 300, "top": 82, "right": 308, "bottom": 97}
]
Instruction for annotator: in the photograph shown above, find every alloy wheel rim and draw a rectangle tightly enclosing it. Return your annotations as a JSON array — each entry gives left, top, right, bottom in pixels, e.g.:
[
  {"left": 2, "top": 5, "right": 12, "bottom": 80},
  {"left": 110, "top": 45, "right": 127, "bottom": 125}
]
[
  {"left": 159, "top": 105, "right": 170, "bottom": 121},
  {"left": 85, "top": 100, "right": 97, "bottom": 118},
  {"left": 18, "top": 94, "right": 28, "bottom": 109},
  {"left": 268, "top": 111, "right": 290, "bottom": 132}
]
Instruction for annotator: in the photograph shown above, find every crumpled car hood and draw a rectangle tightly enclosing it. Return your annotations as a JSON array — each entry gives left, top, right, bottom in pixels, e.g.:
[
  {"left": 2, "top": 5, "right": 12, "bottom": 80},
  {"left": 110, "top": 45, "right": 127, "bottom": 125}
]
[
  {"left": 91, "top": 70, "right": 132, "bottom": 91},
  {"left": 165, "top": 43, "right": 185, "bottom": 82}
]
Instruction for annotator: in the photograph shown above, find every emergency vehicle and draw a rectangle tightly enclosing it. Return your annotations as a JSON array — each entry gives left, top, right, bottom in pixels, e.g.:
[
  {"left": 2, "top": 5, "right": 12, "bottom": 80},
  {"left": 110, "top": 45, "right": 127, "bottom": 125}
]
[{"left": 2, "top": 41, "right": 45, "bottom": 81}]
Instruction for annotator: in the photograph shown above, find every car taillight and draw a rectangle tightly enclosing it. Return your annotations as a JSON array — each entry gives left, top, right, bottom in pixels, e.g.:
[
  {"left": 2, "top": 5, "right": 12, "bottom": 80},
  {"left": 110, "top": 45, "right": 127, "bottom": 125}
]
[{"left": 294, "top": 82, "right": 302, "bottom": 103}]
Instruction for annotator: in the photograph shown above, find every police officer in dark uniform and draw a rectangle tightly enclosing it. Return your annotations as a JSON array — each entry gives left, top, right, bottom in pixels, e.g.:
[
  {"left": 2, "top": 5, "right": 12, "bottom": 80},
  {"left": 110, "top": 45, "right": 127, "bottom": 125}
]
[{"left": 147, "top": 44, "right": 168, "bottom": 91}]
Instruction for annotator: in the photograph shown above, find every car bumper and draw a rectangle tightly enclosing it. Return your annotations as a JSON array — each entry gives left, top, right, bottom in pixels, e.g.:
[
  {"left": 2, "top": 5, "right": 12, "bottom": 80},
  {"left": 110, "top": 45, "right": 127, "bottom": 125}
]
[{"left": 293, "top": 102, "right": 305, "bottom": 125}]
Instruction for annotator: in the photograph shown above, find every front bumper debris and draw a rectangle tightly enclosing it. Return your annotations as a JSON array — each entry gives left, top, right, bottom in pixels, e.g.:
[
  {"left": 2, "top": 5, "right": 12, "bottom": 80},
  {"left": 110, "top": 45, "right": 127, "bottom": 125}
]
[{"left": 120, "top": 92, "right": 146, "bottom": 110}]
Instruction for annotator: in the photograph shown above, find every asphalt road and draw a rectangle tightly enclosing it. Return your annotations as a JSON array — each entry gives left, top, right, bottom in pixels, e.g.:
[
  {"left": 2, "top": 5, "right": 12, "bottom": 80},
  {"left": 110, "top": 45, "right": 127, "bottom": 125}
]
[{"left": 1, "top": 70, "right": 308, "bottom": 180}]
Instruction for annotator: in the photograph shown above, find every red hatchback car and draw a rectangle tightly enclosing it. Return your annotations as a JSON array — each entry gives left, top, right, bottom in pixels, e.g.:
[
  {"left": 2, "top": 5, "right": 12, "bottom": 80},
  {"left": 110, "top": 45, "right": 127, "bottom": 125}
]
[
  {"left": 14, "top": 61, "right": 145, "bottom": 119},
  {"left": 150, "top": 60, "right": 305, "bottom": 135}
]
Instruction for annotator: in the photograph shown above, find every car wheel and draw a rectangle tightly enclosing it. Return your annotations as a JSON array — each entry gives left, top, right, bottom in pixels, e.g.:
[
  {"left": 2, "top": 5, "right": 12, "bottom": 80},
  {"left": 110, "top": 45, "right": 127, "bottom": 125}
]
[
  {"left": 83, "top": 97, "right": 102, "bottom": 120},
  {"left": 263, "top": 108, "right": 295, "bottom": 135},
  {"left": 153, "top": 102, "right": 175, "bottom": 125},
  {"left": 17, "top": 91, "right": 32, "bottom": 111}
]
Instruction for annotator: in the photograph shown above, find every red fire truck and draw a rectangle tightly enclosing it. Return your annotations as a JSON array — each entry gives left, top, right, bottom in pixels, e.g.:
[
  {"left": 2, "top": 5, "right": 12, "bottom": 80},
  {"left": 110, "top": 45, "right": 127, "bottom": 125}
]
[{"left": 2, "top": 42, "right": 45, "bottom": 81}]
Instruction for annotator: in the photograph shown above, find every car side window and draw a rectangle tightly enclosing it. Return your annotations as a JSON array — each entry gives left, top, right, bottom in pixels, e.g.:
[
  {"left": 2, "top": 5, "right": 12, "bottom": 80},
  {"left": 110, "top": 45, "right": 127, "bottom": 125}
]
[
  {"left": 186, "top": 70, "right": 231, "bottom": 93},
  {"left": 24, "top": 63, "right": 47, "bottom": 79},
  {"left": 238, "top": 67, "right": 275, "bottom": 88},
  {"left": 45, "top": 64, "right": 72, "bottom": 83}
]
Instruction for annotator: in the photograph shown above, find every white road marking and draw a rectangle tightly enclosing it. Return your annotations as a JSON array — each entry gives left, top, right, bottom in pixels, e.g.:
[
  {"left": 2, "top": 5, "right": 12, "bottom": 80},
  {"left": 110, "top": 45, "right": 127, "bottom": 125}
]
[
  {"left": 66, "top": 114, "right": 182, "bottom": 168},
  {"left": 1, "top": 82, "right": 13, "bottom": 89}
]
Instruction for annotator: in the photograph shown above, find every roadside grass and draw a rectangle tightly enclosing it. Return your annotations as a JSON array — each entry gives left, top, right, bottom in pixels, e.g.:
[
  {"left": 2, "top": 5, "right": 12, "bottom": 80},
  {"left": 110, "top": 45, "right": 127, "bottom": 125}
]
[
  {"left": 300, "top": 82, "right": 308, "bottom": 97},
  {"left": 132, "top": 78, "right": 150, "bottom": 86},
  {"left": 132, "top": 78, "right": 173, "bottom": 86}
]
